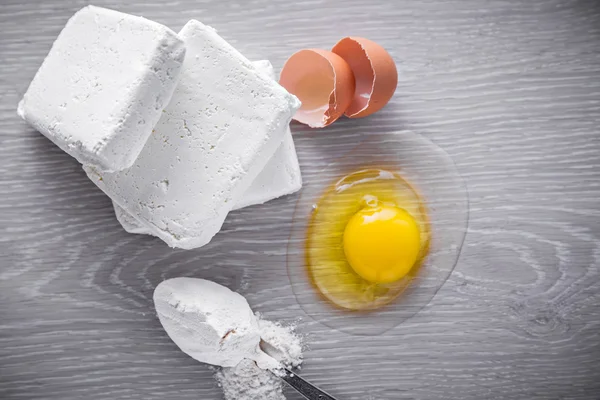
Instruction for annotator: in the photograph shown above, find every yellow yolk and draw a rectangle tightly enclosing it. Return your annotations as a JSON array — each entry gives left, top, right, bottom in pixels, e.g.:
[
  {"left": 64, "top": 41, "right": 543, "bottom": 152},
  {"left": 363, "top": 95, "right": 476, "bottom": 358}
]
[{"left": 343, "top": 206, "right": 421, "bottom": 284}]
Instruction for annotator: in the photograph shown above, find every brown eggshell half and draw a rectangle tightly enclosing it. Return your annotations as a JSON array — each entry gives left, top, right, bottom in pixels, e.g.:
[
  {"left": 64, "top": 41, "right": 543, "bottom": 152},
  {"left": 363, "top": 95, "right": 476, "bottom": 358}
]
[
  {"left": 279, "top": 49, "right": 355, "bottom": 128},
  {"left": 332, "top": 37, "right": 398, "bottom": 118}
]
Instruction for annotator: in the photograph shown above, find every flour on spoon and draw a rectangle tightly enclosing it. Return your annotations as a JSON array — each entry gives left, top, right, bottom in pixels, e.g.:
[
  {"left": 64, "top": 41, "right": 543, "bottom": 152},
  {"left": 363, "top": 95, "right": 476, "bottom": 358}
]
[{"left": 154, "top": 277, "right": 276, "bottom": 369}]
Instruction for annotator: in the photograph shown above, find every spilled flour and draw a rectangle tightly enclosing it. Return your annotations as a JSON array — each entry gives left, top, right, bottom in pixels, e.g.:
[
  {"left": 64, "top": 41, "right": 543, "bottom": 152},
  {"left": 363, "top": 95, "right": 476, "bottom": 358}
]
[{"left": 215, "top": 315, "right": 304, "bottom": 400}]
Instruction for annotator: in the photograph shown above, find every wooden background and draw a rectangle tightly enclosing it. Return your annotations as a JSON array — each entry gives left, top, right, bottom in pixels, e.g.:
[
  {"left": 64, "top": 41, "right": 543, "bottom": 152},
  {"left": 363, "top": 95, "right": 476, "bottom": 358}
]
[{"left": 2, "top": 0, "right": 600, "bottom": 398}]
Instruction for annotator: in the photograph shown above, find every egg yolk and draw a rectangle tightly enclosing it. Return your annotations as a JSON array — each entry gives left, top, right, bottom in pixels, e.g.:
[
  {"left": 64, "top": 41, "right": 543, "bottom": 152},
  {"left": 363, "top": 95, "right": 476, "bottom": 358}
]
[{"left": 343, "top": 206, "right": 421, "bottom": 284}]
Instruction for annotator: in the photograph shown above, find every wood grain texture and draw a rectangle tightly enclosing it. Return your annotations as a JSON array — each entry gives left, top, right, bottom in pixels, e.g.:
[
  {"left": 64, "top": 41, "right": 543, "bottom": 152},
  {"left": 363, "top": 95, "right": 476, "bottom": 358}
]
[{"left": 2, "top": 0, "right": 600, "bottom": 399}]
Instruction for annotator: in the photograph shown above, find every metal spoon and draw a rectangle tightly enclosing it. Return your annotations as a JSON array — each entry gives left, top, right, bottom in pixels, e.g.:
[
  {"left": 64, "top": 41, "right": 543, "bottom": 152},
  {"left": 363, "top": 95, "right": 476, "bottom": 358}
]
[{"left": 260, "top": 340, "right": 339, "bottom": 400}]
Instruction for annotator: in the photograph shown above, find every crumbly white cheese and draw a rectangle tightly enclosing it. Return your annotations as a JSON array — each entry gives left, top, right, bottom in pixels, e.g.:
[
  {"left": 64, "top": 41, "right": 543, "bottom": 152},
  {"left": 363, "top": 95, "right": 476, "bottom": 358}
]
[
  {"left": 113, "top": 202, "right": 150, "bottom": 234},
  {"left": 85, "top": 20, "right": 300, "bottom": 249},
  {"left": 17, "top": 6, "right": 185, "bottom": 172},
  {"left": 112, "top": 60, "right": 302, "bottom": 235},
  {"left": 234, "top": 60, "right": 303, "bottom": 209}
]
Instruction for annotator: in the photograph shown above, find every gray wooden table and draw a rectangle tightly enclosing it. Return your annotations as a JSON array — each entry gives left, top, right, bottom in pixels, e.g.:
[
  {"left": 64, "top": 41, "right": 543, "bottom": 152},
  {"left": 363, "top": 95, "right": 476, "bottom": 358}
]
[{"left": 2, "top": 0, "right": 600, "bottom": 399}]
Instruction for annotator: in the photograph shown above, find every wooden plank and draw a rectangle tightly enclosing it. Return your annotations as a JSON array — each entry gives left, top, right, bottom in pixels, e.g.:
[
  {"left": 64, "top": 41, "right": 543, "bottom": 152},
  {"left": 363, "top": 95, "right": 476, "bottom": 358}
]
[{"left": 1, "top": 0, "right": 599, "bottom": 398}]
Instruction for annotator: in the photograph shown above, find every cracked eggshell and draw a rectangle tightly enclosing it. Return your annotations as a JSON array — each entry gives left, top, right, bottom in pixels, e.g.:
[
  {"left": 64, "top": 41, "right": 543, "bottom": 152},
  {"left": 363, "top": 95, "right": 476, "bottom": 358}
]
[
  {"left": 332, "top": 37, "right": 398, "bottom": 118},
  {"left": 279, "top": 49, "right": 355, "bottom": 128}
]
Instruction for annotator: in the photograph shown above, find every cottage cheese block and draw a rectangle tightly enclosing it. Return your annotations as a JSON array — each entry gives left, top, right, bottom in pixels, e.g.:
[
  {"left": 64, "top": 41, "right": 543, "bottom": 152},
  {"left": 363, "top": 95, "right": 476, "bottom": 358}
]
[
  {"left": 17, "top": 6, "right": 186, "bottom": 172},
  {"left": 114, "top": 203, "right": 150, "bottom": 235},
  {"left": 85, "top": 20, "right": 300, "bottom": 249},
  {"left": 113, "top": 128, "right": 301, "bottom": 235},
  {"left": 113, "top": 60, "right": 302, "bottom": 235},
  {"left": 233, "top": 60, "right": 302, "bottom": 209}
]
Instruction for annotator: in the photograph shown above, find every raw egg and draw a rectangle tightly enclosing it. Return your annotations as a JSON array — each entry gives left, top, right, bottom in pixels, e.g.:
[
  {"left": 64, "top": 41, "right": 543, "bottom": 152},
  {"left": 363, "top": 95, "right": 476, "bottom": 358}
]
[
  {"left": 305, "top": 169, "right": 430, "bottom": 311},
  {"left": 279, "top": 49, "right": 354, "bottom": 128},
  {"left": 332, "top": 37, "right": 398, "bottom": 118},
  {"left": 287, "top": 131, "right": 469, "bottom": 335}
]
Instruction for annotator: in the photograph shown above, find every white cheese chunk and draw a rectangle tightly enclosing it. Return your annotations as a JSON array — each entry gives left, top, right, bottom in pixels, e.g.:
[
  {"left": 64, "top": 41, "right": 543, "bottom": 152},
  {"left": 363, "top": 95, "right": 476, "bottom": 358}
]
[
  {"left": 234, "top": 60, "right": 303, "bottom": 209},
  {"left": 114, "top": 202, "right": 151, "bottom": 235},
  {"left": 17, "top": 6, "right": 186, "bottom": 172},
  {"left": 113, "top": 60, "right": 302, "bottom": 235},
  {"left": 85, "top": 20, "right": 300, "bottom": 249}
]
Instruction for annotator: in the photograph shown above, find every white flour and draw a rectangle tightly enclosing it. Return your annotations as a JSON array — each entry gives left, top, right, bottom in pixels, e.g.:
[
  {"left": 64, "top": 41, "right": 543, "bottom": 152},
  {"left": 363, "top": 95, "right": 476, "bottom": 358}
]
[
  {"left": 215, "top": 316, "right": 304, "bottom": 400},
  {"left": 154, "top": 278, "right": 276, "bottom": 368}
]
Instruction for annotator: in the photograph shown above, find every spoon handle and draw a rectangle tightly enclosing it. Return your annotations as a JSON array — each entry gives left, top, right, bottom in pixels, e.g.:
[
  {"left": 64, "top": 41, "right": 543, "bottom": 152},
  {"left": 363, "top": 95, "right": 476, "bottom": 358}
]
[{"left": 279, "top": 368, "right": 338, "bottom": 400}]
